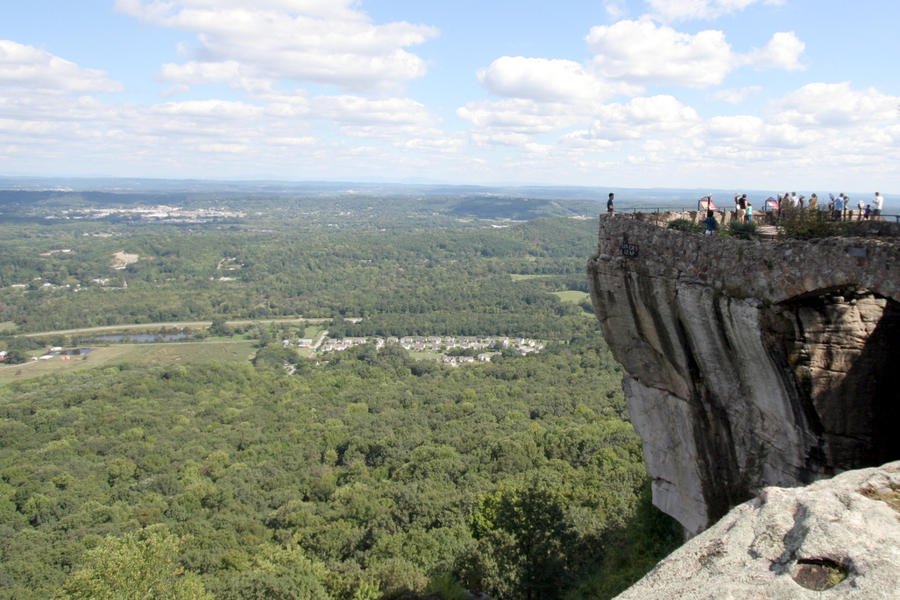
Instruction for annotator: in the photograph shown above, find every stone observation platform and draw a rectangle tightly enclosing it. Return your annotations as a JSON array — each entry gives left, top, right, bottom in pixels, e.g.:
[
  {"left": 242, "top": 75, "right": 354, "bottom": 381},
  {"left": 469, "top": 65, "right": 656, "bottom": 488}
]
[
  {"left": 597, "top": 211, "right": 900, "bottom": 303},
  {"left": 587, "top": 213, "right": 900, "bottom": 535}
]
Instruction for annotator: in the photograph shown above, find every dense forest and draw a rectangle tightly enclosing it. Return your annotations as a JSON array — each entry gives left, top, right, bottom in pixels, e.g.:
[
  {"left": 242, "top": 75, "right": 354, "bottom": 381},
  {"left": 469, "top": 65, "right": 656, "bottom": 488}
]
[{"left": 0, "top": 192, "right": 680, "bottom": 599}]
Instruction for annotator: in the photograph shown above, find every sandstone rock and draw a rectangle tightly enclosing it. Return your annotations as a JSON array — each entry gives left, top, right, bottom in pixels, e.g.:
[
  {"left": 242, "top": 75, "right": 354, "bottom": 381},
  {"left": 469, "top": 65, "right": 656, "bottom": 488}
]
[{"left": 614, "top": 462, "right": 900, "bottom": 600}]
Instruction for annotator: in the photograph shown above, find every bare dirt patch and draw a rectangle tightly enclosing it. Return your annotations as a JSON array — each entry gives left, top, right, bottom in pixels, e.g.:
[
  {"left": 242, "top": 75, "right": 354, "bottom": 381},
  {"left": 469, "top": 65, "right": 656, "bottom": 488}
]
[{"left": 110, "top": 251, "right": 140, "bottom": 269}]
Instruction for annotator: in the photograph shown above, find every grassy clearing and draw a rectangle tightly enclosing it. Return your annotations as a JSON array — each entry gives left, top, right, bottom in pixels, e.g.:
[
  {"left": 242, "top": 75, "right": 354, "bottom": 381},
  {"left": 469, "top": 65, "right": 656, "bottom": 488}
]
[
  {"left": 553, "top": 290, "right": 590, "bottom": 304},
  {"left": 0, "top": 321, "right": 16, "bottom": 334},
  {"left": 303, "top": 325, "right": 325, "bottom": 338},
  {"left": 510, "top": 273, "right": 555, "bottom": 281},
  {"left": 0, "top": 340, "right": 257, "bottom": 384},
  {"left": 407, "top": 350, "right": 442, "bottom": 361}
]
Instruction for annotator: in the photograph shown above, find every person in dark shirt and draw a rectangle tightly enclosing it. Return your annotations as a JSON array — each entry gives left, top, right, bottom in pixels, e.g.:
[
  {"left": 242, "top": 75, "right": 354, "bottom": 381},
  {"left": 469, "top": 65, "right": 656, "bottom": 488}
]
[
  {"left": 607, "top": 192, "right": 615, "bottom": 215},
  {"left": 704, "top": 209, "right": 718, "bottom": 235}
]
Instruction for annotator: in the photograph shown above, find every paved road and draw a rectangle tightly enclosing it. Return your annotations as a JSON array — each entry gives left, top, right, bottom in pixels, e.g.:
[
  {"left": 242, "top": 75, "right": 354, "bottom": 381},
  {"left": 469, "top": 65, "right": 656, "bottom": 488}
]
[{"left": 21, "top": 317, "right": 330, "bottom": 338}]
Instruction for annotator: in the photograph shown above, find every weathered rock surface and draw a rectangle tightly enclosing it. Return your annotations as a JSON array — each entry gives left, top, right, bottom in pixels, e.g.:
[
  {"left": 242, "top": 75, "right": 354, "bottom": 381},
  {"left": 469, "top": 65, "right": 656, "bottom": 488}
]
[
  {"left": 614, "top": 461, "right": 900, "bottom": 600},
  {"left": 587, "top": 215, "right": 900, "bottom": 535}
]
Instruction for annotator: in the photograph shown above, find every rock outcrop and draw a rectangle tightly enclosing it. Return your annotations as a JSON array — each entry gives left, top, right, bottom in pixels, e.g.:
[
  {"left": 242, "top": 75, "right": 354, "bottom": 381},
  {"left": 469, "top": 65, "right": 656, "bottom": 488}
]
[
  {"left": 614, "top": 461, "right": 900, "bottom": 600},
  {"left": 587, "top": 214, "right": 900, "bottom": 535}
]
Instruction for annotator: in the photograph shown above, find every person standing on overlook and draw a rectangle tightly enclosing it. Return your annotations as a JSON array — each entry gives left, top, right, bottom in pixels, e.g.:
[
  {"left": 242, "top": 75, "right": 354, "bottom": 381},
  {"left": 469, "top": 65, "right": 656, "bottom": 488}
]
[
  {"left": 704, "top": 209, "right": 718, "bottom": 235},
  {"left": 874, "top": 192, "right": 884, "bottom": 219},
  {"left": 736, "top": 194, "right": 746, "bottom": 222},
  {"left": 607, "top": 192, "right": 615, "bottom": 215}
]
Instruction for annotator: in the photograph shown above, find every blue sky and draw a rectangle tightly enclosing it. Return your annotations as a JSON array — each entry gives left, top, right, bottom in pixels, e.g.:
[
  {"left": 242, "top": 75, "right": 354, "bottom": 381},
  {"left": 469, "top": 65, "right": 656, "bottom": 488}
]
[{"left": 1, "top": 0, "right": 898, "bottom": 191}]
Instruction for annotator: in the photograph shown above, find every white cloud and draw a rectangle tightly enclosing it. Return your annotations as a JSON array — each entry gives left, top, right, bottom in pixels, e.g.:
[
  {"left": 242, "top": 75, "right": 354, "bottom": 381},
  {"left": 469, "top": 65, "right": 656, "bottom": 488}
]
[
  {"left": 587, "top": 94, "right": 703, "bottom": 140},
  {"left": 160, "top": 60, "right": 242, "bottom": 85},
  {"left": 702, "top": 83, "right": 900, "bottom": 162},
  {"left": 477, "top": 56, "right": 640, "bottom": 102},
  {"left": 707, "top": 114, "right": 765, "bottom": 140},
  {"left": 0, "top": 40, "right": 123, "bottom": 93},
  {"left": 605, "top": 1, "right": 628, "bottom": 19},
  {"left": 743, "top": 31, "right": 805, "bottom": 70},
  {"left": 115, "top": 0, "right": 438, "bottom": 92},
  {"left": 647, "top": 0, "right": 785, "bottom": 22},
  {"left": 268, "top": 135, "right": 317, "bottom": 147},
  {"left": 471, "top": 131, "right": 534, "bottom": 148},
  {"left": 397, "top": 134, "right": 466, "bottom": 154},
  {"left": 311, "top": 95, "right": 434, "bottom": 128},
  {"left": 587, "top": 20, "right": 735, "bottom": 87},
  {"left": 774, "top": 82, "right": 900, "bottom": 127},
  {"left": 586, "top": 21, "right": 805, "bottom": 88},
  {"left": 196, "top": 143, "right": 248, "bottom": 154},
  {"left": 457, "top": 99, "right": 582, "bottom": 134},
  {"left": 151, "top": 99, "right": 265, "bottom": 119}
]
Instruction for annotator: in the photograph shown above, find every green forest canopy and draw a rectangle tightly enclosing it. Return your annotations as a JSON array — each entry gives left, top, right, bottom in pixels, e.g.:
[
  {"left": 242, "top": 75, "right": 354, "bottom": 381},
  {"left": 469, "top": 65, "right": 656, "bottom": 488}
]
[{"left": 0, "top": 193, "right": 679, "bottom": 599}]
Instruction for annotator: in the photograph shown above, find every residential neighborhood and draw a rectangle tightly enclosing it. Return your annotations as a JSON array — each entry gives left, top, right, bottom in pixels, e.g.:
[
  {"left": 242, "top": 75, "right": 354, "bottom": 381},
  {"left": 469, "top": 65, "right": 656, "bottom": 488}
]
[{"left": 288, "top": 333, "right": 545, "bottom": 365}]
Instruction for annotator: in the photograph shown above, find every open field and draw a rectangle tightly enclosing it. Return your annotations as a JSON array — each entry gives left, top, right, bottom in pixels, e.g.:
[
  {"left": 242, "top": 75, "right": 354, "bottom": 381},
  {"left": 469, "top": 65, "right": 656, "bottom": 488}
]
[
  {"left": 552, "top": 290, "right": 590, "bottom": 304},
  {"left": 21, "top": 317, "right": 328, "bottom": 338},
  {"left": 510, "top": 273, "right": 556, "bottom": 281},
  {"left": 303, "top": 325, "right": 324, "bottom": 339},
  {"left": 407, "top": 350, "right": 442, "bottom": 361},
  {"left": 0, "top": 340, "right": 257, "bottom": 384}
]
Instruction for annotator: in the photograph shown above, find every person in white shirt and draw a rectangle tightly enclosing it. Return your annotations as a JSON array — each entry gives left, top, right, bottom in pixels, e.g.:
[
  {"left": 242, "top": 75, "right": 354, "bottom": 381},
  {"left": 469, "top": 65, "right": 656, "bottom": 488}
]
[
  {"left": 873, "top": 192, "right": 884, "bottom": 218},
  {"left": 857, "top": 197, "right": 865, "bottom": 220}
]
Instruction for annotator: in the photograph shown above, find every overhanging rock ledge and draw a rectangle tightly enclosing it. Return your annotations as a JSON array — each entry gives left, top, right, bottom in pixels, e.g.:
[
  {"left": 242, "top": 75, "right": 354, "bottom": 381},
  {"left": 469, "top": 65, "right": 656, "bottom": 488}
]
[{"left": 587, "top": 214, "right": 900, "bottom": 536}]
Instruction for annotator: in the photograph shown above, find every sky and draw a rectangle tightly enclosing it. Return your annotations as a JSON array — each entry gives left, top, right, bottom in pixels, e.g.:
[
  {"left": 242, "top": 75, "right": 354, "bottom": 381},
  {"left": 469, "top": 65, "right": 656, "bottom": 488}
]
[{"left": 1, "top": 0, "right": 899, "bottom": 192}]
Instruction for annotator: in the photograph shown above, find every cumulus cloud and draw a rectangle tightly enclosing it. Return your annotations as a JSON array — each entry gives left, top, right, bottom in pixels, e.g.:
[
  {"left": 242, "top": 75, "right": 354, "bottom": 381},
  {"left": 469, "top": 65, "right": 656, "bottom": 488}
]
[
  {"left": 0, "top": 40, "right": 123, "bottom": 93},
  {"left": 115, "top": 0, "right": 438, "bottom": 92},
  {"left": 587, "top": 20, "right": 735, "bottom": 87},
  {"left": 477, "top": 56, "right": 640, "bottom": 102},
  {"left": 773, "top": 82, "right": 900, "bottom": 127},
  {"left": 647, "top": 0, "right": 785, "bottom": 22},
  {"left": 743, "top": 31, "right": 805, "bottom": 70},
  {"left": 150, "top": 99, "right": 265, "bottom": 119},
  {"left": 703, "top": 83, "right": 900, "bottom": 159},
  {"left": 586, "top": 21, "right": 805, "bottom": 87},
  {"left": 457, "top": 99, "right": 582, "bottom": 134},
  {"left": 586, "top": 94, "right": 702, "bottom": 140}
]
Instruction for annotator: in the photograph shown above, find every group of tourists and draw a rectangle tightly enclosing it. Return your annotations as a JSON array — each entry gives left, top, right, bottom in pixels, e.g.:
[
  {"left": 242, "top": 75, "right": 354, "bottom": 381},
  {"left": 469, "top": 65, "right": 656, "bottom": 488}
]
[
  {"left": 605, "top": 190, "right": 887, "bottom": 224},
  {"left": 774, "top": 191, "right": 885, "bottom": 221},
  {"left": 732, "top": 194, "right": 753, "bottom": 223},
  {"left": 821, "top": 192, "right": 886, "bottom": 221}
]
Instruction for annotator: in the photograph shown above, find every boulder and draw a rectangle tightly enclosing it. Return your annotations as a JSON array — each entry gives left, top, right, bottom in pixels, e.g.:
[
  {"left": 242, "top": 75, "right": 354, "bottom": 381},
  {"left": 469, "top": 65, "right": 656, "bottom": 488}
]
[{"left": 614, "top": 462, "right": 900, "bottom": 600}]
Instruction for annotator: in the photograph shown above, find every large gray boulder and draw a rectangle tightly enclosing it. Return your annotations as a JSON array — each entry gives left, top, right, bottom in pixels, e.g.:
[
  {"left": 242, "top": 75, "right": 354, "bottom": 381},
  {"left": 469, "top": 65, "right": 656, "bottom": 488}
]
[{"left": 615, "top": 462, "right": 900, "bottom": 599}]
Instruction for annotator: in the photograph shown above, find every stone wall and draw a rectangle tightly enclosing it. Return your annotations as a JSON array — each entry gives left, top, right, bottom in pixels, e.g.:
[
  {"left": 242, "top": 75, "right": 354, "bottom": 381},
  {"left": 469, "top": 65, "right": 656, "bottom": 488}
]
[
  {"left": 594, "top": 213, "right": 899, "bottom": 303},
  {"left": 587, "top": 214, "right": 900, "bottom": 535}
]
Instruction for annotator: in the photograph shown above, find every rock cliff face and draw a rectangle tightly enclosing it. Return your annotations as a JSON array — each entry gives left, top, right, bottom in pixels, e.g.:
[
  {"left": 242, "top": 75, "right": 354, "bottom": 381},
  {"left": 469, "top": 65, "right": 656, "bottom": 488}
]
[
  {"left": 587, "top": 214, "right": 900, "bottom": 535},
  {"left": 614, "top": 461, "right": 900, "bottom": 599}
]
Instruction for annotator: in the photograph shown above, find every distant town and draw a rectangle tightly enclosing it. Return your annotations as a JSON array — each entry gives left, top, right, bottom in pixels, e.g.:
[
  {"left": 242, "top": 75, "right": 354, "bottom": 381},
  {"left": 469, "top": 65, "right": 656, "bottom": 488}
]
[
  {"left": 45, "top": 205, "right": 245, "bottom": 223},
  {"left": 292, "top": 334, "right": 544, "bottom": 365}
]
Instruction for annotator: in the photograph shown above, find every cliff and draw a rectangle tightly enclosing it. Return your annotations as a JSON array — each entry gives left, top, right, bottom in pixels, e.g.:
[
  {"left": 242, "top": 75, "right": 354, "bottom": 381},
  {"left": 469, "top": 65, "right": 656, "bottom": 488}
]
[
  {"left": 615, "top": 461, "right": 900, "bottom": 599},
  {"left": 587, "top": 214, "right": 900, "bottom": 535}
]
